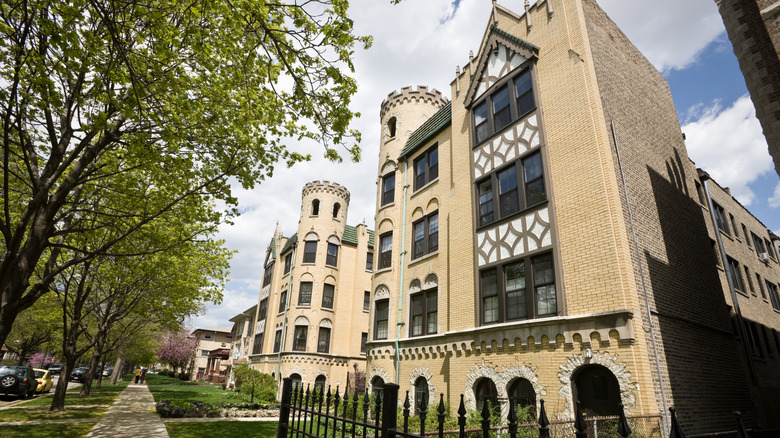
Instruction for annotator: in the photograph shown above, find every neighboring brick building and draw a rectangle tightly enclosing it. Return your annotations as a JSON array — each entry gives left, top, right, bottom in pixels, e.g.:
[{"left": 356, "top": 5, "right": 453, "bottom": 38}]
[
  {"left": 191, "top": 327, "right": 232, "bottom": 382},
  {"left": 716, "top": 0, "right": 780, "bottom": 176},
  {"left": 365, "top": 0, "right": 780, "bottom": 433},
  {"left": 241, "top": 181, "right": 374, "bottom": 394}
]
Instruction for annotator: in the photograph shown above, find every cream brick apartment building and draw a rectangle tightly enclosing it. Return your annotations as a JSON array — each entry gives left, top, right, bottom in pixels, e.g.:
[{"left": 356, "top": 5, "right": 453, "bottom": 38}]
[
  {"left": 364, "top": 0, "right": 780, "bottom": 433},
  {"left": 240, "top": 181, "right": 374, "bottom": 393}
]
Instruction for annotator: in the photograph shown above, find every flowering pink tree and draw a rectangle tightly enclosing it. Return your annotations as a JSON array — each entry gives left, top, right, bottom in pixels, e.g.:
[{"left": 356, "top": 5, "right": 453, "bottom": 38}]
[
  {"left": 30, "top": 353, "right": 54, "bottom": 368},
  {"left": 156, "top": 330, "right": 198, "bottom": 372}
]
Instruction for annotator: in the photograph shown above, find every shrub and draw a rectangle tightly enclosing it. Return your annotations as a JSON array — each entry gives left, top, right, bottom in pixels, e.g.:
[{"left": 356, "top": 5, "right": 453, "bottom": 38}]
[{"left": 232, "top": 364, "right": 276, "bottom": 403}]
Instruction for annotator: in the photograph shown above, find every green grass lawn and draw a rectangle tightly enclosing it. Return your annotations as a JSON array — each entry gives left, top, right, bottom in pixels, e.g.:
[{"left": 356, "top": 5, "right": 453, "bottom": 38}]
[
  {"left": 15, "top": 378, "right": 128, "bottom": 407},
  {"left": 0, "top": 423, "right": 95, "bottom": 438},
  {"left": 166, "top": 420, "right": 278, "bottom": 437},
  {"left": 0, "top": 406, "right": 108, "bottom": 422},
  {"left": 146, "top": 374, "right": 244, "bottom": 405}
]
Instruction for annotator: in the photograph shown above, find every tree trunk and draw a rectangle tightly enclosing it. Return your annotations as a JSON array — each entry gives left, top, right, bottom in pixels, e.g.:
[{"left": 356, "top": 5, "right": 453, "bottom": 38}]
[
  {"left": 109, "top": 357, "right": 123, "bottom": 385},
  {"left": 50, "top": 351, "right": 77, "bottom": 411},
  {"left": 80, "top": 331, "right": 106, "bottom": 397}
]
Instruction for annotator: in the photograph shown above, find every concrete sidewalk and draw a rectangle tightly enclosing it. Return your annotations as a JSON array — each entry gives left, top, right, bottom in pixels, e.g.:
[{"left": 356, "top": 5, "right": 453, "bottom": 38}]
[{"left": 86, "top": 382, "right": 168, "bottom": 438}]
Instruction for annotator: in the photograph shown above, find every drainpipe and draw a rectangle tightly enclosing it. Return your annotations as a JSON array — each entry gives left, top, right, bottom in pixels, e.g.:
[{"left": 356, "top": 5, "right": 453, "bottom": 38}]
[
  {"left": 277, "top": 245, "right": 296, "bottom": 388},
  {"left": 395, "top": 161, "right": 410, "bottom": 384},
  {"left": 610, "top": 121, "right": 668, "bottom": 432},
  {"left": 700, "top": 175, "right": 758, "bottom": 386}
]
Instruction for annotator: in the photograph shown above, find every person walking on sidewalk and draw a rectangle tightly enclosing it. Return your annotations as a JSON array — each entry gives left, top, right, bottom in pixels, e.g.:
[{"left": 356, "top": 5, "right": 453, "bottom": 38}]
[
  {"left": 134, "top": 367, "right": 141, "bottom": 384},
  {"left": 140, "top": 368, "right": 147, "bottom": 384}
]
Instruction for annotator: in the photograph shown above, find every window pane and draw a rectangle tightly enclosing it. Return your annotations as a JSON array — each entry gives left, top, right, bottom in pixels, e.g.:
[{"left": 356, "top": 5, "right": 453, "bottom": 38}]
[
  {"left": 294, "top": 326, "right": 307, "bottom": 351},
  {"left": 475, "top": 102, "right": 489, "bottom": 143},
  {"left": 482, "top": 270, "right": 498, "bottom": 323},
  {"left": 498, "top": 167, "right": 519, "bottom": 217},
  {"left": 514, "top": 70, "right": 535, "bottom": 116},
  {"left": 479, "top": 180, "right": 494, "bottom": 225},
  {"left": 493, "top": 86, "right": 511, "bottom": 132},
  {"left": 427, "top": 291, "right": 438, "bottom": 334},
  {"left": 279, "top": 291, "right": 287, "bottom": 313},
  {"left": 428, "top": 214, "right": 439, "bottom": 253},
  {"left": 375, "top": 300, "right": 389, "bottom": 339},
  {"left": 415, "top": 155, "right": 427, "bottom": 190},
  {"left": 505, "top": 262, "right": 527, "bottom": 320},
  {"left": 326, "top": 243, "right": 339, "bottom": 267},
  {"left": 322, "top": 284, "right": 334, "bottom": 309},
  {"left": 380, "top": 233, "right": 392, "bottom": 269},
  {"left": 429, "top": 148, "right": 438, "bottom": 181},
  {"left": 318, "top": 327, "right": 330, "bottom": 353},
  {"left": 299, "top": 282, "right": 312, "bottom": 305},
  {"left": 533, "top": 254, "right": 556, "bottom": 315},
  {"left": 303, "top": 241, "right": 317, "bottom": 264},
  {"left": 382, "top": 173, "right": 395, "bottom": 206},
  {"left": 366, "top": 252, "right": 373, "bottom": 271},
  {"left": 413, "top": 221, "right": 425, "bottom": 259}
]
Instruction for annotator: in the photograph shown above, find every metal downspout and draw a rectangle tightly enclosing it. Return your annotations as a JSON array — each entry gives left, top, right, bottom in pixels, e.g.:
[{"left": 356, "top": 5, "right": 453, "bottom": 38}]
[
  {"left": 701, "top": 177, "right": 759, "bottom": 385},
  {"left": 610, "top": 121, "right": 668, "bottom": 432},
  {"left": 277, "top": 245, "right": 296, "bottom": 388},
  {"left": 395, "top": 161, "right": 409, "bottom": 384}
]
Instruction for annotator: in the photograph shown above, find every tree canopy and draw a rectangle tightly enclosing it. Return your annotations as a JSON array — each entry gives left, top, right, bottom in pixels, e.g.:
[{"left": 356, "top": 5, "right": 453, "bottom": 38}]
[{"left": 0, "top": 0, "right": 370, "bottom": 347}]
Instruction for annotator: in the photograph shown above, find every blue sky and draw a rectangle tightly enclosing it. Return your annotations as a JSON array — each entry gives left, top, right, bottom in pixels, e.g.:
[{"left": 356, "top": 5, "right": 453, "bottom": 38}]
[{"left": 190, "top": 0, "right": 780, "bottom": 329}]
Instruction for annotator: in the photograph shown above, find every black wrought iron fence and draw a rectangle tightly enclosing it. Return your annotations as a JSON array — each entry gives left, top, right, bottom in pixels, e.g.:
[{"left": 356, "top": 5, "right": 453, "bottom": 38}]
[{"left": 276, "top": 377, "right": 773, "bottom": 438}]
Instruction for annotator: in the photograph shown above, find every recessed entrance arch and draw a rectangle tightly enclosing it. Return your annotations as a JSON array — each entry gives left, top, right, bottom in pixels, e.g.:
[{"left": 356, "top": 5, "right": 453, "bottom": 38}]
[{"left": 572, "top": 364, "right": 621, "bottom": 416}]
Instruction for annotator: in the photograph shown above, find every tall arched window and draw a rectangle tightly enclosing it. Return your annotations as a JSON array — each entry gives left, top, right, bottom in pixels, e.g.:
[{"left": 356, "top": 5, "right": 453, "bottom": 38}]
[
  {"left": 508, "top": 378, "right": 536, "bottom": 421},
  {"left": 314, "top": 375, "right": 326, "bottom": 393},
  {"left": 414, "top": 377, "right": 429, "bottom": 414},
  {"left": 387, "top": 117, "right": 397, "bottom": 138},
  {"left": 312, "top": 199, "right": 320, "bottom": 216},
  {"left": 290, "top": 373, "right": 303, "bottom": 391},
  {"left": 371, "top": 376, "right": 385, "bottom": 401},
  {"left": 475, "top": 378, "right": 498, "bottom": 413},
  {"left": 332, "top": 202, "right": 341, "bottom": 218}
]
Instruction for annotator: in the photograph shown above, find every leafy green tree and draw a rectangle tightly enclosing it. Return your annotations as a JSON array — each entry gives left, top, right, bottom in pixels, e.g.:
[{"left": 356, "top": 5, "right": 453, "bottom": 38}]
[
  {"left": 0, "top": 0, "right": 370, "bottom": 349},
  {"left": 4, "top": 293, "right": 61, "bottom": 365}
]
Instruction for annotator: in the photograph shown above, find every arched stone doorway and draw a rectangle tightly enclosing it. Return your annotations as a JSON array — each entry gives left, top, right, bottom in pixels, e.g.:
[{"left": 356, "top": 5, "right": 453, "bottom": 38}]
[
  {"left": 508, "top": 378, "right": 536, "bottom": 421},
  {"left": 475, "top": 378, "right": 499, "bottom": 413},
  {"left": 572, "top": 364, "right": 621, "bottom": 416},
  {"left": 290, "top": 373, "right": 303, "bottom": 391}
]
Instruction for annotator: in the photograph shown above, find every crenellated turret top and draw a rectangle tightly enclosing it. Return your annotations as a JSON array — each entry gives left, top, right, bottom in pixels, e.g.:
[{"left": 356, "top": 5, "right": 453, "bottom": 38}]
[
  {"left": 380, "top": 85, "right": 449, "bottom": 121},
  {"left": 301, "top": 180, "right": 350, "bottom": 203}
]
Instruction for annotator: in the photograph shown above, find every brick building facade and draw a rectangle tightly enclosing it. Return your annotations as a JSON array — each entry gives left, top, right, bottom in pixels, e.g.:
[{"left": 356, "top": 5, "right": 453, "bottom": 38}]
[
  {"left": 236, "top": 181, "right": 374, "bottom": 394},
  {"left": 364, "top": 0, "right": 780, "bottom": 433}
]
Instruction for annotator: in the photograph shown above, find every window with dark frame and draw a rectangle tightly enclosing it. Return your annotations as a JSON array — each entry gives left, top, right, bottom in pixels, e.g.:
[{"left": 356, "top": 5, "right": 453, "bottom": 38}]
[
  {"left": 757, "top": 274, "right": 767, "bottom": 299},
  {"left": 317, "top": 327, "right": 331, "bottom": 353},
  {"left": 414, "top": 377, "right": 429, "bottom": 415},
  {"left": 412, "top": 212, "right": 439, "bottom": 259},
  {"left": 472, "top": 67, "right": 536, "bottom": 146},
  {"left": 410, "top": 288, "right": 437, "bottom": 337},
  {"left": 363, "top": 291, "right": 371, "bottom": 311},
  {"left": 326, "top": 243, "right": 339, "bottom": 267},
  {"left": 283, "top": 252, "right": 293, "bottom": 275},
  {"left": 752, "top": 232, "right": 767, "bottom": 255},
  {"left": 366, "top": 252, "right": 374, "bottom": 271},
  {"left": 374, "top": 299, "right": 389, "bottom": 340},
  {"left": 712, "top": 203, "right": 730, "bottom": 235},
  {"left": 767, "top": 281, "right": 780, "bottom": 311},
  {"left": 273, "top": 330, "right": 283, "bottom": 353},
  {"left": 303, "top": 240, "right": 317, "bottom": 264},
  {"left": 729, "top": 214, "right": 738, "bottom": 239},
  {"left": 299, "top": 282, "right": 312, "bottom": 306},
  {"left": 379, "top": 232, "right": 393, "bottom": 269},
  {"left": 360, "top": 332, "right": 368, "bottom": 353},
  {"left": 381, "top": 173, "right": 395, "bottom": 206},
  {"left": 333, "top": 203, "right": 341, "bottom": 219},
  {"left": 312, "top": 199, "right": 320, "bottom": 216},
  {"left": 744, "top": 266, "right": 755, "bottom": 294},
  {"left": 743, "top": 224, "right": 751, "bottom": 248},
  {"left": 388, "top": 117, "right": 397, "bottom": 138},
  {"left": 744, "top": 321, "right": 763, "bottom": 358},
  {"left": 278, "top": 291, "right": 287, "bottom": 313},
  {"left": 258, "top": 298, "right": 268, "bottom": 321},
  {"left": 480, "top": 252, "right": 556, "bottom": 325},
  {"left": 414, "top": 145, "right": 439, "bottom": 191},
  {"left": 726, "top": 256, "right": 745, "bottom": 292},
  {"left": 764, "top": 238, "right": 776, "bottom": 260},
  {"left": 262, "top": 262, "right": 274, "bottom": 287},
  {"left": 293, "top": 326, "right": 308, "bottom": 352},
  {"left": 476, "top": 151, "right": 546, "bottom": 227},
  {"left": 252, "top": 332, "right": 264, "bottom": 354},
  {"left": 322, "top": 283, "right": 335, "bottom": 309}
]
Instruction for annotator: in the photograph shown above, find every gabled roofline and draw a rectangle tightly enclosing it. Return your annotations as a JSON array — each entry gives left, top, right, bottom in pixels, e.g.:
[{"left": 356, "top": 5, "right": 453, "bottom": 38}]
[{"left": 463, "top": 25, "right": 540, "bottom": 106}]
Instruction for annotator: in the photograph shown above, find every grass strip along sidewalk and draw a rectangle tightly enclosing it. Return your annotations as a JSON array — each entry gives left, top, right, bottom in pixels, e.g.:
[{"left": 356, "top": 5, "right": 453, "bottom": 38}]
[{"left": 145, "top": 374, "right": 279, "bottom": 437}]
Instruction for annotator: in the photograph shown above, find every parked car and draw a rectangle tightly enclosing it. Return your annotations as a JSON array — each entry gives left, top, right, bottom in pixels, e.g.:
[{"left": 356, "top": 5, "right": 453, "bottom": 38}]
[
  {"left": 47, "top": 364, "right": 63, "bottom": 375},
  {"left": 0, "top": 365, "right": 37, "bottom": 399},
  {"left": 101, "top": 366, "right": 114, "bottom": 377},
  {"left": 69, "top": 367, "right": 98, "bottom": 383},
  {"left": 33, "top": 368, "right": 53, "bottom": 393}
]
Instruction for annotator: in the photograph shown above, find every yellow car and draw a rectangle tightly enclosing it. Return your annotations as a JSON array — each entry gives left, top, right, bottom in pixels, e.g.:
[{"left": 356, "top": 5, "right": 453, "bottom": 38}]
[{"left": 33, "top": 368, "right": 53, "bottom": 393}]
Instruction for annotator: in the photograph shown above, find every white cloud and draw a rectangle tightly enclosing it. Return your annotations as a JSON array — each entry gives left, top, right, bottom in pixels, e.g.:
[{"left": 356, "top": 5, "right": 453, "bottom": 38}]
[
  {"left": 769, "top": 183, "right": 780, "bottom": 208},
  {"left": 598, "top": 0, "right": 725, "bottom": 72},
  {"left": 682, "top": 95, "right": 772, "bottom": 205}
]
